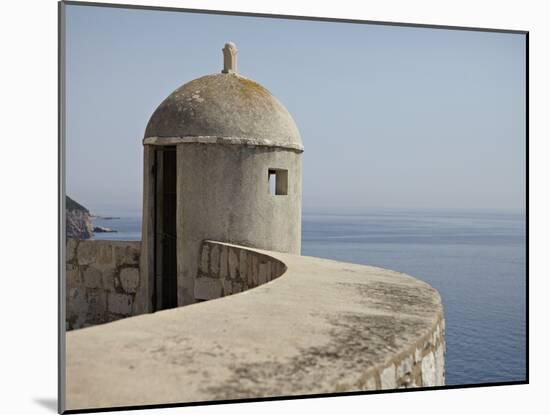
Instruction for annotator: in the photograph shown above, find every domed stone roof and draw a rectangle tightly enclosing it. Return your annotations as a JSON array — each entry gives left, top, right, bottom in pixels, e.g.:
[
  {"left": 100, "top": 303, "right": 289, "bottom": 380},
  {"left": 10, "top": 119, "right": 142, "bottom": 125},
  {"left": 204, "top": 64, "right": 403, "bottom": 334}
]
[{"left": 143, "top": 72, "right": 303, "bottom": 151}]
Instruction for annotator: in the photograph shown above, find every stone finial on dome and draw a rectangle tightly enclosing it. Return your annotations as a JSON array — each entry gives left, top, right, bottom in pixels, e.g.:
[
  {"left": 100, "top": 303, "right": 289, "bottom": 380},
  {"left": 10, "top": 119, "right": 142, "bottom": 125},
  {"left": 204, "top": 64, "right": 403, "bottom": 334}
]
[{"left": 222, "top": 42, "right": 238, "bottom": 74}]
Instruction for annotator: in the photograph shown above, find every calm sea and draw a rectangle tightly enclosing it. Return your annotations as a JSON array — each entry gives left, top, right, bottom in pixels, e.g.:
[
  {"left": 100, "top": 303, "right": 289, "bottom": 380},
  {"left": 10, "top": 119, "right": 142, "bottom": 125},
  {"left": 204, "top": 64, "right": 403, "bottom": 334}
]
[{"left": 92, "top": 210, "right": 526, "bottom": 386}]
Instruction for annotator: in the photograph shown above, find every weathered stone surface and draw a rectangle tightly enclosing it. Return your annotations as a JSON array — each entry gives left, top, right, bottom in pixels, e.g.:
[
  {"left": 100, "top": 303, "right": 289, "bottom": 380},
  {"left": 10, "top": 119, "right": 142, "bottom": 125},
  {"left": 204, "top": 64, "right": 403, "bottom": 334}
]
[
  {"left": 86, "top": 290, "right": 107, "bottom": 323},
  {"left": 219, "top": 245, "right": 228, "bottom": 279},
  {"left": 258, "top": 262, "right": 268, "bottom": 285},
  {"left": 249, "top": 254, "right": 258, "bottom": 286},
  {"left": 239, "top": 250, "right": 247, "bottom": 282},
  {"left": 415, "top": 347, "right": 422, "bottom": 363},
  {"left": 67, "top": 244, "right": 444, "bottom": 410},
  {"left": 200, "top": 244, "right": 210, "bottom": 275},
  {"left": 101, "top": 269, "right": 116, "bottom": 292},
  {"left": 108, "top": 293, "right": 133, "bottom": 316},
  {"left": 228, "top": 248, "right": 239, "bottom": 280},
  {"left": 246, "top": 255, "right": 253, "bottom": 286},
  {"left": 67, "top": 287, "right": 87, "bottom": 329},
  {"left": 67, "top": 240, "right": 141, "bottom": 329},
  {"left": 120, "top": 267, "right": 140, "bottom": 293},
  {"left": 380, "top": 364, "right": 397, "bottom": 389},
  {"left": 96, "top": 244, "right": 113, "bottom": 265},
  {"left": 83, "top": 266, "right": 102, "bottom": 289},
  {"left": 144, "top": 73, "right": 303, "bottom": 150},
  {"left": 76, "top": 242, "right": 96, "bottom": 265},
  {"left": 272, "top": 261, "right": 279, "bottom": 278},
  {"left": 195, "top": 278, "right": 222, "bottom": 300},
  {"left": 365, "top": 377, "right": 377, "bottom": 390},
  {"left": 210, "top": 245, "right": 220, "bottom": 276},
  {"left": 196, "top": 242, "right": 288, "bottom": 300},
  {"left": 396, "top": 355, "right": 413, "bottom": 380},
  {"left": 66, "top": 239, "right": 78, "bottom": 262},
  {"left": 221, "top": 279, "right": 233, "bottom": 296},
  {"left": 232, "top": 281, "right": 243, "bottom": 293},
  {"left": 66, "top": 264, "right": 80, "bottom": 287},
  {"left": 115, "top": 244, "right": 140, "bottom": 266},
  {"left": 222, "top": 42, "right": 238, "bottom": 74},
  {"left": 169, "top": 142, "right": 302, "bottom": 307},
  {"left": 421, "top": 351, "right": 436, "bottom": 386},
  {"left": 434, "top": 343, "right": 445, "bottom": 385},
  {"left": 106, "top": 313, "right": 127, "bottom": 323},
  {"left": 265, "top": 261, "right": 272, "bottom": 281},
  {"left": 275, "top": 262, "right": 284, "bottom": 278}
]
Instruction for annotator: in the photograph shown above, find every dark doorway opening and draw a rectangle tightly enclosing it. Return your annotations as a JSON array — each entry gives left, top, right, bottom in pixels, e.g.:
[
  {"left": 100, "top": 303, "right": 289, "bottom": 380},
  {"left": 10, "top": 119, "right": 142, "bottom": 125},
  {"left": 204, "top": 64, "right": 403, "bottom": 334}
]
[{"left": 154, "top": 146, "right": 178, "bottom": 311}]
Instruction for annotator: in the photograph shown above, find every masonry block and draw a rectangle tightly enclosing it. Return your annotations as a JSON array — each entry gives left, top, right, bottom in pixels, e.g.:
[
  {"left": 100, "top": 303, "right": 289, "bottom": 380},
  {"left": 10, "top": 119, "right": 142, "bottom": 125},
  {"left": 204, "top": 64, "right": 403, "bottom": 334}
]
[
  {"left": 239, "top": 250, "right": 248, "bottom": 282},
  {"left": 210, "top": 244, "right": 220, "bottom": 276},
  {"left": 108, "top": 292, "right": 133, "bottom": 316},
  {"left": 222, "top": 278, "right": 233, "bottom": 296},
  {"left": 421, "top": 351, "right": 436, "bottom": 386},
  {"left": 83, "top": 266, "right": 103, "bottom": 289},
  {"left": 200, "top": 244, "right": 210, "bottom": 275},
  {"left": 120, "top": 267, "right": 140, "bottom": 293},
  {"left": 380, "top": 364, "right": 397, "bottom": 390},
  {"left": 195, "top": 277, "right": 222, "bottom": 300},
  {"left": 77, "top": 241, "right": 97, "bottom": 265},
  {"left": 86, "top": 289, "right": 107, "bottom": 324},
  {"left": 96, "top": 243, "right": 114, "bottom": 265},
  {"left": 219, "top": 245, "right": 228, "bottom": 279},
  {"left": 115, "top": 244, "right": 140, "bottom": 266},
  {"left": 228, "top": 248, "right": 239, "bottom": 280},
  {"left": 66, "top": 238, "right": 78, "bottom": 262},
  {"left": 258, "top": 262, "right": 268, "bottom": 285},
  {"left": 66, "top": 263, "right": 81, "bottom": 287}
]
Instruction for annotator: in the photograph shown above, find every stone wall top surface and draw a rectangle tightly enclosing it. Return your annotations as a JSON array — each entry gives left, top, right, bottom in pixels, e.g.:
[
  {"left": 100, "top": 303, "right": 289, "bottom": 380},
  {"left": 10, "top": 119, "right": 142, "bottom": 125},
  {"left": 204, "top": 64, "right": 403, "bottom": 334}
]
[{"left": 66, "top": 242, "right": 444, "bottom": 410}]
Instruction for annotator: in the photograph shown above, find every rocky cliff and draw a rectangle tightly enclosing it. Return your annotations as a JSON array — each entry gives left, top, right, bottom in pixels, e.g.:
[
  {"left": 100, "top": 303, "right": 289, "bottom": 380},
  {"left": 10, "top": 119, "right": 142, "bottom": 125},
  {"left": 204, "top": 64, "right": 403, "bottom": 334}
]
[{"left": 66, "top": 196, "right": 93, "bottom": 240}]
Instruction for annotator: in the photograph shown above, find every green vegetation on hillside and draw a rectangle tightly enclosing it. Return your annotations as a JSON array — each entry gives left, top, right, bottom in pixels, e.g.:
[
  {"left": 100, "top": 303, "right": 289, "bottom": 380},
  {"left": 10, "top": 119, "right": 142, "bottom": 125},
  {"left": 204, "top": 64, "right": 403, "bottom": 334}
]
[{"left": 66, "top": 196, "right": 89, "bottom": 213}]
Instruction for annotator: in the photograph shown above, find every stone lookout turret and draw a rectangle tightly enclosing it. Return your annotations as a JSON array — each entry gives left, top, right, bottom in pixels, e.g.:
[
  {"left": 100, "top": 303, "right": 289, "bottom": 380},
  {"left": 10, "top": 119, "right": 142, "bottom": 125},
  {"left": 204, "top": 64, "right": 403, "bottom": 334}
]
[{"left": 139, "top": 43, "right": 303, "bottom": 310}]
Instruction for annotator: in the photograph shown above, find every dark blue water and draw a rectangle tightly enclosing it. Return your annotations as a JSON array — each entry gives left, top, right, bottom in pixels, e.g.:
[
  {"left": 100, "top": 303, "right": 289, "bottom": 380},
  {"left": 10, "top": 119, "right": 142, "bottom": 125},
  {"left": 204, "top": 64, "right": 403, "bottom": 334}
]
[{"left": 93, "top": 210, "right": 526, "bottom": 386}]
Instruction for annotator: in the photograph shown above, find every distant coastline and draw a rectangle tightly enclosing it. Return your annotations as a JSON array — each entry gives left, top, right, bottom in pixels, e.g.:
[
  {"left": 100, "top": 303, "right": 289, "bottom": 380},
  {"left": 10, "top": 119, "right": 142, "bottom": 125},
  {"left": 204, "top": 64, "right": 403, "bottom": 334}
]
[{"left": 66, "top": 196, "right": 122, "bottom": 239}]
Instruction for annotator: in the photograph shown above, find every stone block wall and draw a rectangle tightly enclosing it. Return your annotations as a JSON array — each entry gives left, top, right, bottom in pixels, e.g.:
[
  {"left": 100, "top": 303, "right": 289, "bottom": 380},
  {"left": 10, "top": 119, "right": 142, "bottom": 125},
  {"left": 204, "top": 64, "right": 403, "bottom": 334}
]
[
  {"left": 194, "top": 241, "right": 287, "bottom": 301},
  {"left": 365, "top": 317, "right": 445, "bottom": 389},
  {"left": 66, "top": 239, "right": 141, "bottom": 330}
]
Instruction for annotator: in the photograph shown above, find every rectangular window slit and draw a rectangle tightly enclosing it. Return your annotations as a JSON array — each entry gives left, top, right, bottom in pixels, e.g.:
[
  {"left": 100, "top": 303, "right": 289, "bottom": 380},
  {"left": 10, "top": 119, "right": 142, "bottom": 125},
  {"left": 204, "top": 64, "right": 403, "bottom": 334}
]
[{"left": 268, "top": 169, "right": 288, "bottom": 195}]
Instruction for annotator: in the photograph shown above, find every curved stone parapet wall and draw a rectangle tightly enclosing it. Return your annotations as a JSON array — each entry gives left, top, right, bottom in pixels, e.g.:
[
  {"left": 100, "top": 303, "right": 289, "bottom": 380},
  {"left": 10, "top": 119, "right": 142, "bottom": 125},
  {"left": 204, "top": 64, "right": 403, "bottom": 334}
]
[
  {"left": 194, "top": 241, "right": 287, "bottom": 300},
  {"left": 374, "top": 318, "right": 444, "bottom": 389},
  {"left": 66, "top": 243, "right": 445, "bottom": 411},
  {"left": 66, "top": 239, "right": 287, "bottom": 329},
  {"left": 66, "top": 239, "right": 141, "bottom": 330}
]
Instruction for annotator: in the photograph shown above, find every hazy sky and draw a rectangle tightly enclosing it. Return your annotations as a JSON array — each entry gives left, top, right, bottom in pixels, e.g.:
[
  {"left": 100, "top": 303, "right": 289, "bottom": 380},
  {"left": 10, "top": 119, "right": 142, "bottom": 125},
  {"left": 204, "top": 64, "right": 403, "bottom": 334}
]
[{"left": 65, "top": 4, "right": 526, "bottom": 216}]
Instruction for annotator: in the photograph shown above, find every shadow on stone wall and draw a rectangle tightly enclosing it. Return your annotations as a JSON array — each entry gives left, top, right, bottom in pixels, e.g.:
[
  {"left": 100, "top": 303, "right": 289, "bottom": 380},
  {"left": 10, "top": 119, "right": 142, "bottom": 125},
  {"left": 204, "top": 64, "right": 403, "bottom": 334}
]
[{"left": 194, "top": 241, "right": 287, "bottom": 300}]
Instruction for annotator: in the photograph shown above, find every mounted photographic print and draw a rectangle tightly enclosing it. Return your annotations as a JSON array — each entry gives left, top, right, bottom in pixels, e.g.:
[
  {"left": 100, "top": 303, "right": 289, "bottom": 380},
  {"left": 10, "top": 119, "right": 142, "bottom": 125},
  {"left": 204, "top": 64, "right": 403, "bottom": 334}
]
[{"left": 59, "top": 1, "right": 528, "bottom": 413}]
